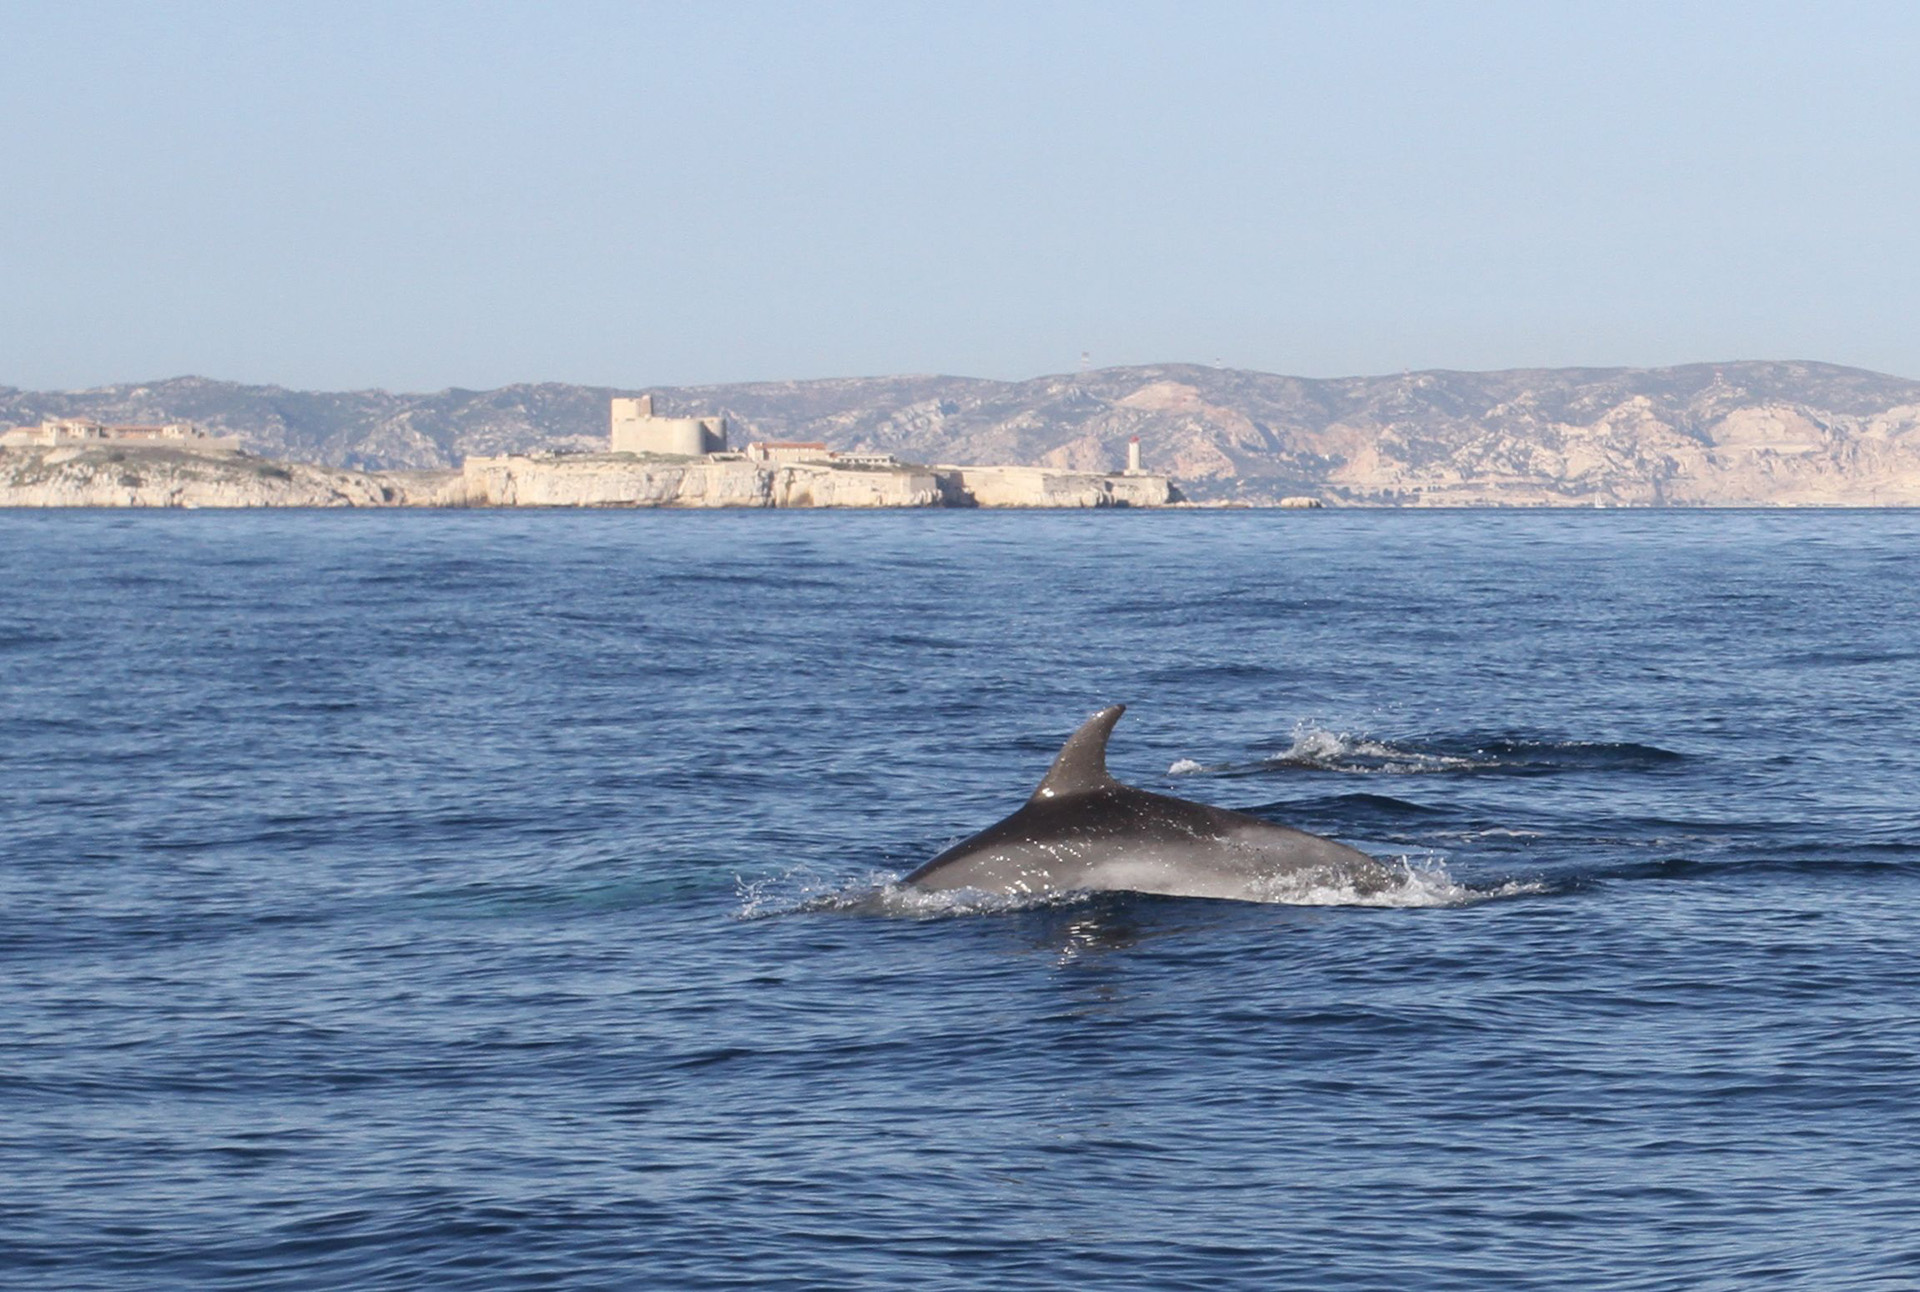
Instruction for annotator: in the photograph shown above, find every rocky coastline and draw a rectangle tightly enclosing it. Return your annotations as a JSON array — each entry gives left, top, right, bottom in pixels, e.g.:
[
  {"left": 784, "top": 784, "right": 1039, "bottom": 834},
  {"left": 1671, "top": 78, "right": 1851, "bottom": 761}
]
[
  {"left": 0, "top": 445, "right": 453, "bottom": 508},
  {"left": 9, "top": 360, "right": 1920, "bottom": 506},
  {"left": 12, "top": 358, "right": 1920, "bottom": 507},
  {"left": 0, "top": 444, "right": 1176, "bottom": 509}
]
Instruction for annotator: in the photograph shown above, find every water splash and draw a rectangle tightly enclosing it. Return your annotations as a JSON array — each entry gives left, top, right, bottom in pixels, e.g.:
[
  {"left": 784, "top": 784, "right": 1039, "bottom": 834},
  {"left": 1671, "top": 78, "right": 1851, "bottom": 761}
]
[
  {"left": 733, "top": 864, "right": 897, "bottom": 920},
  {"left": 1170, "top": 724, "right": 1683, "bottom": 780},
  {"left": 1248, "top": 855, "right": 1547, "bottom": 907},
  {"left": 737, "top": 855, "right": 1545, "bottom": 920},
  {"left": 735, "top": 869, "right": 1089, "bottom": 920},
  {"left": 1268, "top": 723, "right": 1494, "bottom": 774}
]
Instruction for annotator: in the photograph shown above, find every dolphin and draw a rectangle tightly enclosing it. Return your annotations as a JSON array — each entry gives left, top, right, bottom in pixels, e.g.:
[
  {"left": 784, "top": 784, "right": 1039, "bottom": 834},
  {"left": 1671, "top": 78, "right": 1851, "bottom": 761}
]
[{"left": 904, "top": 705, "right": 1399, "bottom": 902}]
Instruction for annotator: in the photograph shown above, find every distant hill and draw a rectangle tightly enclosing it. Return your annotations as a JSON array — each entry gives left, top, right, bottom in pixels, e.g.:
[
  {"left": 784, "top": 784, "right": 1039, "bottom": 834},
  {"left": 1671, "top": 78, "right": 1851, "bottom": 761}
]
[{"left": 7, "top": 360, "right": 1920, "bottom": 504}]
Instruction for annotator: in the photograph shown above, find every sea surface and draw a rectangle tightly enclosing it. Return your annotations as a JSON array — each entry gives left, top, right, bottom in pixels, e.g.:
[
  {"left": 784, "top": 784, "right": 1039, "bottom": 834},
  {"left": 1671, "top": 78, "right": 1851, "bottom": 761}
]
[{"left": 3, "top": 508, "right": 1918, "bottom": 1290}]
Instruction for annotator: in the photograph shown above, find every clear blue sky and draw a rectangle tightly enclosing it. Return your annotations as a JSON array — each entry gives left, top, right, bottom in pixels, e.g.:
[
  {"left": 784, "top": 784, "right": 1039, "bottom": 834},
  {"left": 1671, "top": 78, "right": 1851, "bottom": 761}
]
[{"left": 5, "top": 0, "right": 1919, "bottom": 390}]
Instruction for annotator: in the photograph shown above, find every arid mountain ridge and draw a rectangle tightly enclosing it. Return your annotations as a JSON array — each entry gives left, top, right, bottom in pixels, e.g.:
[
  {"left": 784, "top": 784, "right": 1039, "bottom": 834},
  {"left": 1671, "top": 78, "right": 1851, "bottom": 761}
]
[{"left": 6, "top": 360, "right": 1920, "bottom": 504}]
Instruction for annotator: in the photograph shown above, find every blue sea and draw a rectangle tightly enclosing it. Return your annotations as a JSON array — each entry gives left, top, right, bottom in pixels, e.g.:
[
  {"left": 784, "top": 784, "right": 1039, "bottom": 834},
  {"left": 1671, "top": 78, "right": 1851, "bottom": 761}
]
[{"left": 4, "top": 508, "right": 1918, "bottom": 1290}]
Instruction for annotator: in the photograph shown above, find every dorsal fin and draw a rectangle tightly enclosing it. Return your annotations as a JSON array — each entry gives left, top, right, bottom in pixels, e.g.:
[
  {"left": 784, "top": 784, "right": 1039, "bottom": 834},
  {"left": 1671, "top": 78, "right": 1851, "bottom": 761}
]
[{"left": 1031, "top": 704, "right": 1125, "bottom": 802}]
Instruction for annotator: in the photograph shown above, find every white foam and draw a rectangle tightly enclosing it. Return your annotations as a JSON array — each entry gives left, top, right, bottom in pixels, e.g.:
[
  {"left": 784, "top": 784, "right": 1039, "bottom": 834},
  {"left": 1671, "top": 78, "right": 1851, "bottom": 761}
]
[
  {"left": 733, "top": 865, "right": 897, "bottom": 920},
  {"left": 1268, "top": 722, "right": 1493, "bottom": 774},
  {"left": 736, "top": 855, "right": 1546, "bottom": 919},
  {"left": 1167, "top": 757, "right": 1206, "bottom": 775},
  {"left": 1247, "top": 855, "right": 1546, "bottom": 907},
  {"left": 735, "top": 869, "right": 1091, "bottom": 920}
]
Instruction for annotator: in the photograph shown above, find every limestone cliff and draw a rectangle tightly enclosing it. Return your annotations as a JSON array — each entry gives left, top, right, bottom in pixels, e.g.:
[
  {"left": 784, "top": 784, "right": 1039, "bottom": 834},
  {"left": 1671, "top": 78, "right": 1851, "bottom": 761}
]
[
  {"left": 459, "top": 454, "right": 946, "bottom": 508},
  {"left": 935, "top": 465, "right": 1174, "bottom": 508},
  {"left": 0, "top": 445, "right": 458, "bottom": 507},
  {"left": 458, "top": 454, "right": 1171, "bottom": 508},
  {"left": 0, "top": 444, "right": 1171, "bottom": 510}
]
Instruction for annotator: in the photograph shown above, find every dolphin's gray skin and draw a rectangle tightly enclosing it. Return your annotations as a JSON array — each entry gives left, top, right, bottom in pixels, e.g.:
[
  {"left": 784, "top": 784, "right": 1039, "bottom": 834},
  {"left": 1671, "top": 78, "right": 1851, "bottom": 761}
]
[{"left": 904, "top": 705, "right": 1398, "bottom": 901}]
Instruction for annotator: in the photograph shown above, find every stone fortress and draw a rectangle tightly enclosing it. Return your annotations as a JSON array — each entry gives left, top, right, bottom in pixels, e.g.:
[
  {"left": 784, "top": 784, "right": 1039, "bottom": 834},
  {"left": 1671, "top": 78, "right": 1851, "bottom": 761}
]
[
  {"left": 608, "top": 396, "right": 728, "bottom": 456},
  {"left": 458, "top": 397, "right": 1177, "bottom": 508}
]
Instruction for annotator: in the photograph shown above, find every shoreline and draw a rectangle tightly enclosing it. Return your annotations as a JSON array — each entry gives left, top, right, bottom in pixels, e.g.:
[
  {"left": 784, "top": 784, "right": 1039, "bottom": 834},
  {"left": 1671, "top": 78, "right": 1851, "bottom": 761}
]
[
  {"left": 0, "top": 444, "right": 1180, "bottom": 510},
  {"left": 2, "top": 443, "right": 1914, "bottom": 510}
]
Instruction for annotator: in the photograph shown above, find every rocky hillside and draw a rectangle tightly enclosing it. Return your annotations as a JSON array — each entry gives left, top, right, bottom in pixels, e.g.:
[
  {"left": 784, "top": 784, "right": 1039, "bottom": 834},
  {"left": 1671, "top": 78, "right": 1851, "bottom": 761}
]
[
  {"left": 7, "top": 361, "right": 1920, "bottom": 504},
  {"left": 0, "top": 445, "right": 458, "bottom": 508}
]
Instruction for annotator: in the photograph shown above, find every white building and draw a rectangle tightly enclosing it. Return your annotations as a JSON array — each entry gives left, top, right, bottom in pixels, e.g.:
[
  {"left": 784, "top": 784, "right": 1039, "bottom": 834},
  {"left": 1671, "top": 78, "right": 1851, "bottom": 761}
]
[
  {"left": 744, "top": 440, "right": 832, "bottom": 465},
  {"left": 0, "top": 418, "right": 238, "bottom": 449}
]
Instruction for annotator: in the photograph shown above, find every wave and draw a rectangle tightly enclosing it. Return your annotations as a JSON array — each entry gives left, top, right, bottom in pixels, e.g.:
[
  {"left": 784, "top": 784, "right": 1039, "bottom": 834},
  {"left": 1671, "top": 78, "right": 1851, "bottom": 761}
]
[
  {"left": 1271, "top": 725, "right": 1495, "bottom": 773},
  {"left": 736, "top": 856, "right": 1547, "bottom": 920},
  {"left": 1576, "top": 853, "right": 1920, "bottom": 885},
  {"left": 1465, "top": 737, "right": 1686, "bottom": 773},
  {"left": 1171, "top": 723, "right": 1685, "bottom": 778},
  {"left": 1144, "top": 661, "right": 1285, "bottom": 683},
  {"left": 656, "top": 570, "right": 837, "bottom": 589}
]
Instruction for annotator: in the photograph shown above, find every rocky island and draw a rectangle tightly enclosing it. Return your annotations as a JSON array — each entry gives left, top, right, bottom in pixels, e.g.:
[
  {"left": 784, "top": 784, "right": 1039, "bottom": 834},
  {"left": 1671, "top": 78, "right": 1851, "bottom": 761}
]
[
  {"left": 0, "top": 406, "right": 1175, "bottom": 509},
  {"left": 456, "top": 452, "right": 1170, "bottom": 509},
  {"left": 0, "top": 442, "right": 453, "bottom": 508}
]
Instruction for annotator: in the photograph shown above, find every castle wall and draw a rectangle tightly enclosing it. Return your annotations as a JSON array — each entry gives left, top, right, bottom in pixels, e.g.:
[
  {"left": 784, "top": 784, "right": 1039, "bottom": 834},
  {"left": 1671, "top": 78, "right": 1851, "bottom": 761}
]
[
  {"left": 609, "top": 397, "right": 727, "bottom": 455},
  {"left": 1, "top": 419, "right": 239, "bottom": 451},
  {"left": 460, "top": 454, "right": 943, "bottom": 508},
  {"left": 935, "top": 464, "right": 1175, "bottom": 507}
]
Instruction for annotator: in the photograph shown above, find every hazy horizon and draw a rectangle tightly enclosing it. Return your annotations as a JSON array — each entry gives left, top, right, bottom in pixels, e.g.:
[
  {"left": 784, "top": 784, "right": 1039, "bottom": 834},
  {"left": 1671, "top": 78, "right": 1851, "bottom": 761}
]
[
  {"left": 8, "top": 1, "right": 1920, "bottom": 391},
  {"left": 12, "top": 353, "right": 1920, "bottom": 399}
]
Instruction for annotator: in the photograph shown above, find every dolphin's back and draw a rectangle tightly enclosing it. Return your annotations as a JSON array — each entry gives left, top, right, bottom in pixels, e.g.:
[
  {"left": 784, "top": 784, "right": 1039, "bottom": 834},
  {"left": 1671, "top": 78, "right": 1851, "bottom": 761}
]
[{"left": 905, "top": 706, "right": 1392, "bottom": 901}]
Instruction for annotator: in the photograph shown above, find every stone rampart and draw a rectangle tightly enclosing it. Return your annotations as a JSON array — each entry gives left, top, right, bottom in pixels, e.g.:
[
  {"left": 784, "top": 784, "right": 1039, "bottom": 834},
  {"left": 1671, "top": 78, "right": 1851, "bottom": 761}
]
[
  {"left": 935, "top": 464, "right": 1175, "bottom": 507},
  {"left": 459, "top": 454, "right": 944, "bottom": 508},
  {"left": 0, "top": 444, "right": 1179, "bottom": 510}
]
